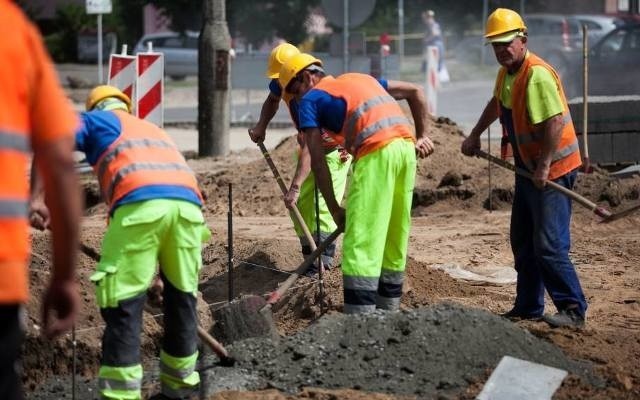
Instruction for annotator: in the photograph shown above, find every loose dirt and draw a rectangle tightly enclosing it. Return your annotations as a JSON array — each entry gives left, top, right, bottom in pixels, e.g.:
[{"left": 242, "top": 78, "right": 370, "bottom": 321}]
[{"left": 23, "top": 100, "right": 640, "bottom": 399}]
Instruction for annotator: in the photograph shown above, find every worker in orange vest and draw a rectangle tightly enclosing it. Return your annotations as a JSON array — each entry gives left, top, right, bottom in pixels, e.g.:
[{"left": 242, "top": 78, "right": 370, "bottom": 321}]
[
  {"left": 31, "top": 85, "right": 211, "bottom": 399},
  {"left": 279, "top": 53, "right": 434, "bottom": 314},
  {"left": 461, "top": 8, "right": 586, "bottom": 328},
  {"left": 0, "top": 2, "right": 82, "bottom": 399}
]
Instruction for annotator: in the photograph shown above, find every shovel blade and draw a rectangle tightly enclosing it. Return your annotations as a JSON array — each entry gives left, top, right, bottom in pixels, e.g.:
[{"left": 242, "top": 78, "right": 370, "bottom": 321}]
[
  {"left": 212, "top": 295, "right": 279, "bottom": 344},
  {"left": 600, "top": 202, "right": 640, "bottom": 223}
]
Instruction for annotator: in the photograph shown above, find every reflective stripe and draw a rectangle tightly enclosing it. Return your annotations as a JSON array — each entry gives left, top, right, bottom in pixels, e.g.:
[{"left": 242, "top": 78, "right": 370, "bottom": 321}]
[
  {"left": 0, "top": 130, "right": 29, "bottom": 153},
  {"left": 0, "top": 200, "right": 28, "bottom": 218},
  {"left": 97, "top": 138, "right": 177, "bottom": 181},
  {"left": 345, "top": 94, "right": 397, "bottom": 136},
  {"left": 376, "top": 296, "right": 401, "bottom": 311},
  {"left": 354, "top": 115, "right": 411, "bottom": 150},
  {"left": 343, "top": 304, "right": 376, "bottom": 314},
  {"left": 515, "top": 114, "right": 572, "bottom": 145},
  {"left": 380, "top": 270, "right": 405, "bottom": 285},
  {"left": 160, "top": 359, "right": 196, "bottom": 380},
  {"left": 551, "top": 139, "right": 579, "bottom": 162},
  {"left": 98, "top": 377, "right": 141, "bottom": 391},
  {"left": 343, "top": 276, "right": 379, "bottom": 291},
  {"left": 106, "top": 162, "right": 195, "bottom": 201}
]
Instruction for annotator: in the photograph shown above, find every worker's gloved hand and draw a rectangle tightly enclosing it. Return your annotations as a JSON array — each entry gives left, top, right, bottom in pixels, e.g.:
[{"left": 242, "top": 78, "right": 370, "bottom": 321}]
[
  {"left": 29, "top": 200, "right": 50, "bottom": 231},
  {"left": 147, "top": 276, "right": 164, "bottom": 309},
  {"left": 284, "top": 185, "right": 300, "bottom": 209},
  {"left": 461, "top": 134, "right": 481, "bottom": 157},
  {"left": 415, "top": 136, "right": 435, "bottom": 159},
  {"left": 248, "top": 126, "right": 266, "bottom": 143}
]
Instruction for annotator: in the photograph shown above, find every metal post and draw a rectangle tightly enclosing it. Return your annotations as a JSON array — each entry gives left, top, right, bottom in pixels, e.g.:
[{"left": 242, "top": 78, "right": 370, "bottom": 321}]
[
  {"left": 343, "top": 0, "right": 349, "bottom": 73},
  {"left": 314, "top": 184, "right": 325, "bottom": 313},
  {"left": 398, "top": 0, "right": 404, "bottom": 71},
  {"left": 227, "top": 182, "right": 233, "bottom": 302},
  {"left": 198, "top": 0, "right": 231, "bottom": 157},
  {"left": 97, "top": 14, "right": 103, "bottom": 83},
  {"left": 520, "top": 0, "right": 525, "bottom": 15}
]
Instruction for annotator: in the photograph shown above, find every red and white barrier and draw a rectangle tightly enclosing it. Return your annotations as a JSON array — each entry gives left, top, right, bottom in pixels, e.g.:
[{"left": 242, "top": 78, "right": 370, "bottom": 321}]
[
  {"left": 136, "top": 49, "right": 164, "bottom": 128},
  {"left": 424, "top": 45, "right": 439, "bottom": 116},
  {"left": 108, "top": 47, "right": 136, "bottom": 103}
]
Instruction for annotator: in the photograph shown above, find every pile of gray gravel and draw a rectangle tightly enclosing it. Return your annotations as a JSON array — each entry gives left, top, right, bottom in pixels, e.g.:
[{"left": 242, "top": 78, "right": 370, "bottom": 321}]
[{"left": 212, "top": 303, "right": 593, "bottom": 398}]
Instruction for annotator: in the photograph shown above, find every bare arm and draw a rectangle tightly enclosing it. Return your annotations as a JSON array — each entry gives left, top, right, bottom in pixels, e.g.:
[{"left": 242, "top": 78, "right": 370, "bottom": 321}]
[
  {"left": 532, "top": 113, "right": 564, "bottom": 188},
  {"left": 248, "top": 93, "right": 280, "bottom": 143},
  {"left": 284, "top": 136, "right": 312, "bottom": 209},
  {"left": 306, "top": 128, "right": 343, "bottom": 227},
  {"left": 461, "top": 97, "right": 500, "bottom": 156},
  {"left": 386, "top": 79, "right": 434, "bottom": 158},
  {"left": 33, "top": 135, "right": 82, "bottom": 338}
]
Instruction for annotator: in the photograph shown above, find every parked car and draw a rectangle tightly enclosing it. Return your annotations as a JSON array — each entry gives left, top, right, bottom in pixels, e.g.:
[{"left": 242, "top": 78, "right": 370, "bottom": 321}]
[
  {"left": 573, "top": 14, "right": 623, "bottom": 44},
  {"left": 134, "top": 31, "right": 198, "bottom": 80},
  {"left": 565, "top": 23, "right": 640, "bottom": 97}
]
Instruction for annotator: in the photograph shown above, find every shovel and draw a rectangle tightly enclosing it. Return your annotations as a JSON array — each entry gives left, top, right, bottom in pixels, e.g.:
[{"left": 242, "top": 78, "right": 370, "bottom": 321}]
[
  {"left": 475, "top": 150, "right": 640, "bottom": 223},
  {"left": 77, "top": 242, "right": 236, "bottom": 366},
  {"left": 257, "top": 142, "right": 325, "bottom": 265}
]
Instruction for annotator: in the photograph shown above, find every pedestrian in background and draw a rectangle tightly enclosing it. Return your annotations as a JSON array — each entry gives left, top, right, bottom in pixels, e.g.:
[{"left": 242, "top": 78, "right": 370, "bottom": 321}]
[
  {"left": 279, "top": 53, "right": 434, "bottom": 314},
  {"left": 249, "top": 44, "right": 351, "bottom": 276},
  {"left": 422, "top": 9, "right": 448, "bottom": 82},
  {"left": 461, "top": 8, "right": 587, "bottom": 328},
  {"left": 32, "top": 85, "right": 211, "bottom": 399},
  {"left": 0, "top": 2, "right": 82, "bottom": 399}
]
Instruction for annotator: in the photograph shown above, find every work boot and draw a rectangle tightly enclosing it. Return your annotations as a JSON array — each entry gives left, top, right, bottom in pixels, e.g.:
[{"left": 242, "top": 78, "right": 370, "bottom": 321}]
[
  {"left": 499, "top": 308, "right": 542, "bottom": 321},
  {"left": 542, "top": 307, "right": 585, "bottom": 329}
]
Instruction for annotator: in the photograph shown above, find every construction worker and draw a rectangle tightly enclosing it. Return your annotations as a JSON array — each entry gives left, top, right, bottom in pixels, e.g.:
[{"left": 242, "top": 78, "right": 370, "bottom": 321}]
[
  {"left": 461, "top": 8, "right": 587, "bottom": 328},
  {"left": 0, "top": 2, "right": 82, "bottom": 399},
  {"left": 32, "top": 85, "right": 211, "bottom": 399},
  {"left": 279, "top": 53, "right": 434, "bottom": 314},
  {"left": 249, "top": 44, "right": 351, "bottom": 275}
]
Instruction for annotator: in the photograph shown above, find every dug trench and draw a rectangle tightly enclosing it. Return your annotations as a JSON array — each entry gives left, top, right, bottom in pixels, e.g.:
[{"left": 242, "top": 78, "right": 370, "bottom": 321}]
[{"left": 24, "top": 117, "right": 640, "bottom": 399}]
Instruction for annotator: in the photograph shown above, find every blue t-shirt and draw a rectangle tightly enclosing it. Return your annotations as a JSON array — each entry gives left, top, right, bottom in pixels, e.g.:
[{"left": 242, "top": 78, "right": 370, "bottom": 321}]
[
  {"left": 76, "top": 111, "right": 201, "bottom": 211},
  {"left": 297, "top": 77, "right": 388, "bottom": 133}
]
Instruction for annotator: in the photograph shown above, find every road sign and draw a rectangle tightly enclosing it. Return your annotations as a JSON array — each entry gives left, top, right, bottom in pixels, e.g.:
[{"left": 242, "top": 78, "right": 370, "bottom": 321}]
[
  {"left": 86, "top": 0, "right": 112, "bottom": 14},
  {"left": 136, "top": 52, "right": 164, "bottom": 127},
  {"left": 108, "top": 53, "right": 136, "bottom": 104}
]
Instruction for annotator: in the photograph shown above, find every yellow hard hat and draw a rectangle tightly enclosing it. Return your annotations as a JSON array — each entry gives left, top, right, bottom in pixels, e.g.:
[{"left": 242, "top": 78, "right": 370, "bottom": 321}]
[
  {"left": 265, "top": 43, "right": 301, "bottom": 78},
  {"left": 278, "top": 53, "right": 323, "bottom": 91},
  {"left": 485, "top": 8, "right": 527, "bottom": 42},
  {"left": 86, "top": 85, "right": 132, "bottom": 112}
]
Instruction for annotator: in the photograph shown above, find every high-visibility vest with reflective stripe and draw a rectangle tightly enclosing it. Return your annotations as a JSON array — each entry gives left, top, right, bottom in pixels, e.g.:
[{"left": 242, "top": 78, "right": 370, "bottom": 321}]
[
  {"left": 314, "top": 74, "right": 414, "bottom": 159},
  {"left": 93, "top": 111, "right": 203, "bottom": 212},
  {"left": 0, "top": 128, "right": 30, "bottom": 303},
  {"left": 495, "top": 52, "right": 581, "bottom": 180}
]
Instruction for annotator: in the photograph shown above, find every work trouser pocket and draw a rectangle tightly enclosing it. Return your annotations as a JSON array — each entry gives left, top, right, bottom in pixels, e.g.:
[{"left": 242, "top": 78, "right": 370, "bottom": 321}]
[
  {"left": 91, "top": 205, "right": 169, "bottom": 308},
  {"left": 176, "top": 205, "right": 211, "bottom": 246}
]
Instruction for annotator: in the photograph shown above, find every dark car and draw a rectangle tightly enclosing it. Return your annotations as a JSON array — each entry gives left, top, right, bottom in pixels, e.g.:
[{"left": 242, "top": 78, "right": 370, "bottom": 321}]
[{"left": 565, "top": 23, "right": 640, "bottom": 97}]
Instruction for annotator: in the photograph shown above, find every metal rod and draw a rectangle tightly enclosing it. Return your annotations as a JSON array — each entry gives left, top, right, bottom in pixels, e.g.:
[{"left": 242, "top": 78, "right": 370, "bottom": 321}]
[
  {"left": 487, "top": 125, "right": 492, "bottom": 212},
  {"left": 582, "top": 24, "right": 591, "bottom": 172},
  {"left": 227, "top": 182, "right": 233, "bottom": 302},
  {"left": 97, "top": 14, "right": 103, "bottom": 83},
  {"left": 314, "top": 184, "right": 325, "bottom": 314},
  {"left": 72, "top": 324, "right": 76, "bottom": 400}
]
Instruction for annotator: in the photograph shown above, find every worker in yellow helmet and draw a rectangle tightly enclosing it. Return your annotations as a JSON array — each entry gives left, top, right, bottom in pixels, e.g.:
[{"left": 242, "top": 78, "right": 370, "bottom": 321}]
[
  {"left": 249, "top": 44, "right": 352, "bottom": 277},
  {"left": 280, "top": 53, "right": 434, "bottom": 314},
  {"left": 461, "top": 8, "right": 586, "bottom": 328},
  {"left": 32, "top": 85, "right": 211, "bottom": 399}
]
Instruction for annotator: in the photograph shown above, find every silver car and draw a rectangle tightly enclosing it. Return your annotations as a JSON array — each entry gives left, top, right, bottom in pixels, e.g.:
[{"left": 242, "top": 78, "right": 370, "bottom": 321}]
[{"left": 134, "top": 31, "right": 198, "bottom": 80}]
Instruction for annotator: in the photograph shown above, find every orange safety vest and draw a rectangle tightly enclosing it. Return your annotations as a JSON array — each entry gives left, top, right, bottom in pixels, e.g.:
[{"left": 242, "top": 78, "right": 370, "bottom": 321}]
[
  {"left": 314, "top": 74, "right": 414, "bottom": 159},
  {"left": 94, "top": 110, "right": 203, "bottom": 212},
  {"left": 495, "top": 52, "right": 581, "bottom": 180}
]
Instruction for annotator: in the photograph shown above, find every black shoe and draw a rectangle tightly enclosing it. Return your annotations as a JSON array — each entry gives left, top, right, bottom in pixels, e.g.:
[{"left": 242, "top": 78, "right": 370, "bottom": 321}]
[
  {"left": 500, "top": 308, "right": 542, "bottom": 321},
  {"left": 543, "top": 307, "right": 585, "bottom": 328}
]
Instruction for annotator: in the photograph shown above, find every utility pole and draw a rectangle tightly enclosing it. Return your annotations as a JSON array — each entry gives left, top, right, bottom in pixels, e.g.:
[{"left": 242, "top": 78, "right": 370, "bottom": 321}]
[{"left": 198, "top": 0, "right": 230, "bottom": 157}]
